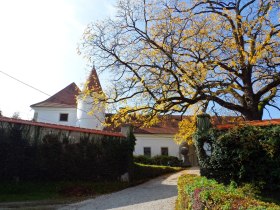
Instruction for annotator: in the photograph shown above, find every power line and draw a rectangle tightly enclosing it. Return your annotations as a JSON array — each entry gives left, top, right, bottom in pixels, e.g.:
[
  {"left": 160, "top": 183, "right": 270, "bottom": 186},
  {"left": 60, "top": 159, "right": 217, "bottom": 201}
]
[
  {"left": 0, "top": 71, "right": 182, "bottom": 133},
  {"left": 0, "top": 70, "right": 50, "bottom": 97},
  {"left": 0, "top": 70, "right": 104, "bottom": 123}
]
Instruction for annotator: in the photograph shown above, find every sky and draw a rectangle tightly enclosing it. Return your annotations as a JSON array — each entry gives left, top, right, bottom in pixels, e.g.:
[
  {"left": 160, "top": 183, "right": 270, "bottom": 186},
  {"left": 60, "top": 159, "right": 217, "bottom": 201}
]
[
  {"left": 0, "top": 0, "right": 279, "bottom": 120},
  {"left": 0, "top": 0, "right": 116, "bottom": 119}
]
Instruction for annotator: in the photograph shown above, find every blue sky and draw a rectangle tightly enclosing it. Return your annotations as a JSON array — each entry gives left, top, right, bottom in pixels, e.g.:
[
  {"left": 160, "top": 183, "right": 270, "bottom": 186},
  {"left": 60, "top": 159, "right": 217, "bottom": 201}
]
[{"left": 0, "top": 0, "right": 279, "bottom": 120}]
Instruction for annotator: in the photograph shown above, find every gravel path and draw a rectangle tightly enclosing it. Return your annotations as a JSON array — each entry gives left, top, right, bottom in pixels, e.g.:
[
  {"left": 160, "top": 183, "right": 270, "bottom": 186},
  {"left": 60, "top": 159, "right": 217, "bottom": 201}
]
[{"left": 59, "top": 167, "right": 199, "bottom": 210}]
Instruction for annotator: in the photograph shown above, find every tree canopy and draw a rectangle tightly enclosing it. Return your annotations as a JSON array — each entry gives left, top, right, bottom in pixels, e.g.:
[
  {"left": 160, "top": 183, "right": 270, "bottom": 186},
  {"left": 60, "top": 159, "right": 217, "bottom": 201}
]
[{"left": 80, "top": 0, "right": 280, "bottom": 125}]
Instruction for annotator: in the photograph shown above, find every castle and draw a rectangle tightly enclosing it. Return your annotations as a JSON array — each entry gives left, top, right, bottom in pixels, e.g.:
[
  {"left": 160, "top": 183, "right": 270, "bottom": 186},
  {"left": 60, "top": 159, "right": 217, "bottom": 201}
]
[
  {"left": 30, "top": 68, "right": 198, "bottom": 166},
  {"left": 31, "top": 68, "right": 105, "bottom": 130}
]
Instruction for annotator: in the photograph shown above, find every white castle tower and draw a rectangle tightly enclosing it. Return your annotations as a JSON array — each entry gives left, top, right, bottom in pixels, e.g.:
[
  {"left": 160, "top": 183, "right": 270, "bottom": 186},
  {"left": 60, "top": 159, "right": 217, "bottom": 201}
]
[{"left": 76, "top": 68, "right": 105, "bottom": 130}]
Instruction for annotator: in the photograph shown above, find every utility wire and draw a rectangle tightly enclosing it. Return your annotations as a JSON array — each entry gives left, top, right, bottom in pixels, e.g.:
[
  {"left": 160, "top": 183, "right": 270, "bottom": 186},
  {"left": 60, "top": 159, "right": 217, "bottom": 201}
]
[
  {"left": 0, "top": 70, "right": 104, "bottom": 123},
  {"left": 0, "top": 70, "right": 50, "bottom": 97},
  {"left": 0, "top": 70, "right": 185, "bottom": 135}
]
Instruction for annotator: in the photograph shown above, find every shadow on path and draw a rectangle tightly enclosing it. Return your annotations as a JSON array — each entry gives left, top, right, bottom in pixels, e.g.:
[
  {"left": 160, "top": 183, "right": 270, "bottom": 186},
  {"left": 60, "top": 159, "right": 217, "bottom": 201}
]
[
  {"left": 0, "top": 168, "right": 200, "bottom": 210},
  {"left": 59, "top": 170, "right": 186, "bottom": 210}
]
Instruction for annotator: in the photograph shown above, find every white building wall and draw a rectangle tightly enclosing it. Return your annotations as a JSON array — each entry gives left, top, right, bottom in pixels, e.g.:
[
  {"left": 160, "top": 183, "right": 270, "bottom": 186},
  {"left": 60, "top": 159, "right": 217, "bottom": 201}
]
[
  {"left": 134, "top": 134, "right": 180, "bottom": 158},
  {"left": 33, "top": 107, "right": 77, "bottom": 126}
]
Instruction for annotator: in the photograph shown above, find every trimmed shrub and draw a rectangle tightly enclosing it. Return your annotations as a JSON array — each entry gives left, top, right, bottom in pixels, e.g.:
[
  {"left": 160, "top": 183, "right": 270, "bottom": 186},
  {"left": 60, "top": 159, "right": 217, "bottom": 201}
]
[
  {"left": 176, "top": 174, "right": 279, "bottom": 210},
  {"left": 153, "top": 155, "right": 182, "bottom": 166},
  {"left": 134, "top": 155, "right": 153, "bottom": 165},
  {"left": 194, "top": 125, "right": 280, "bottom": 190},
  {"left": 134, "top": 155, "right": 182, "bottom": 166}
]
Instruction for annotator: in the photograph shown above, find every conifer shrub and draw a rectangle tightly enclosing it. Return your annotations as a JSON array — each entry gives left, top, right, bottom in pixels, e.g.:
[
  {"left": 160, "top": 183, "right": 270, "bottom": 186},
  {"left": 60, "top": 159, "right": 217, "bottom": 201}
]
[
  {"left": 0, "top": 125, "right": 31, "bottom": 181},
  {"left": 0, "top": 124, "right": 134, "bottom": 182}
]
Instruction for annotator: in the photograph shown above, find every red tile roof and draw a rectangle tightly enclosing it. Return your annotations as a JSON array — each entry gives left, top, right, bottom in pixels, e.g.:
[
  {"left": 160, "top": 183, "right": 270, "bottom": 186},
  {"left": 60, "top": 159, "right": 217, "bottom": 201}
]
[
  {"left": 30, "top": 83, "right": 80, "bottom": 108},
  {"left": 216, "top": 118, "right": 280, "bottom": 130},
  {"left": 103, "top": 115, "right": 183, "bottom": 134},
  {"left": 104, "top": 115, "right": 242, "bottom": 135},
  {"left": 0, "top": 116, "right": 124, "bottom": 137},
  {"left": 31, "top": 68, "right": 102, "bottom": 109},
  {"left": 133, "top": 115, "right": 182, "bottom": 134}
]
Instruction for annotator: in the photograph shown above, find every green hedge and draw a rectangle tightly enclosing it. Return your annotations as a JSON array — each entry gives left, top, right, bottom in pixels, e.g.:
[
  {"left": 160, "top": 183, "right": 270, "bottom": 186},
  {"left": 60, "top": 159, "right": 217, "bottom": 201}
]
[
  {"left": 0, "top": 124, "right": 134, "bottom": 182},
  {"left": 194, "top": 125, "right": 280, "bottom": 190},
  {"left": 134, "top": 155, "right": 182, "bottom": 166},
  {"left": 176, "top": 175, "right": 279, "bottom": 210}
]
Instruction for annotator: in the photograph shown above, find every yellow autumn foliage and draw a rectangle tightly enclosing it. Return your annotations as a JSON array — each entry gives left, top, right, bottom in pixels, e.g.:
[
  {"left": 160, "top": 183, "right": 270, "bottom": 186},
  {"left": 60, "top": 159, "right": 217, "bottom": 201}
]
[
  {"left": 174, "top": 116, "right": 196, "bottom": 145},
  {"left": 80, "top": 0, "right": 280, "bottom": 132}
]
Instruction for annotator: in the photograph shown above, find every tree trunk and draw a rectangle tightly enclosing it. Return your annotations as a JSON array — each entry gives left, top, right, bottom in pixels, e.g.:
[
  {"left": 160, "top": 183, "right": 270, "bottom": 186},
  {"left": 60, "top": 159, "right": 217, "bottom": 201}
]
[
  {"left": 243, "top": 108, "right": 263, "bottom": 121},
  {"left": 242, "top": 80, "right": 263, "bottom": 121}
]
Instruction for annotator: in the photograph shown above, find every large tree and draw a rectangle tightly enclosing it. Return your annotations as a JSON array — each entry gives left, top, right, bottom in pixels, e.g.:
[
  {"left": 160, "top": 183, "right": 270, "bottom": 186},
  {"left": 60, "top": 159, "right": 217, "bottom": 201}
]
[{"left": 80, "top": 0, "right": 280, "bottom": 124}]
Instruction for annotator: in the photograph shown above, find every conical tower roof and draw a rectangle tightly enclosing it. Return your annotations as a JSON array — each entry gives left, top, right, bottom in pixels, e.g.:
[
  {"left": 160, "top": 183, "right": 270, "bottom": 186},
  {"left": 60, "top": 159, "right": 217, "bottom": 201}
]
[{"left": 84, "top": 67, "right": 102, "bottom": 92}]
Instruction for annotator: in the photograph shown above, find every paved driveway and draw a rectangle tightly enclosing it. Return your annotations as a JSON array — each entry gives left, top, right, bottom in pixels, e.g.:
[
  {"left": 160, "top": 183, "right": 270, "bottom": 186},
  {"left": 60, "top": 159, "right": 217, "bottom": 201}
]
[{"left": 59, "top": 167, "right": 199, "bottom": 210}]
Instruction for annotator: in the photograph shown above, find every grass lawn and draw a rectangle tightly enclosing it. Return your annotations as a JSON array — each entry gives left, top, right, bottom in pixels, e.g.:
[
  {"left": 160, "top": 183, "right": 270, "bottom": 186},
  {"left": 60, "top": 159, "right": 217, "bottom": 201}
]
[
  {"left": 0, "top": 181, "right": 130, "bottom": 203},
  {"left": 0, "top": 163, "right": 183, "bottom": 204}
]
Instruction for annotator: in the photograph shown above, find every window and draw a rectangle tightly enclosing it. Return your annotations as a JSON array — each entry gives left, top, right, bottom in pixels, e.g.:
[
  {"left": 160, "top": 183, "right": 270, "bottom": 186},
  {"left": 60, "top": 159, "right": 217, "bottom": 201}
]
[
  {"left": 59, "top": 113, "right": 68, "bottom": 122},
  {"left": 161, "top": 147, "right": 169, "bottom": 156},
  {"left": 144, "top": 147, "right": 151, "bottom": 157}
]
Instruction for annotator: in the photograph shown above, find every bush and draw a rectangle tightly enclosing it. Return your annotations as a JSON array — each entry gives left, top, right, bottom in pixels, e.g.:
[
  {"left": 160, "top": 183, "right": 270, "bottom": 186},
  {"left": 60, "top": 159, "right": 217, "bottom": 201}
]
[
  {"left": 153, "top": 155, "right": 182, "bottom": 166},
  {"left": 0, "top": 124, "right": 135, "bottom": 182},
  {"left": 0, "top": 125, "right": 32, "bottom": 181},
  {"left": 176, "top": 174, "right": 279, "bottom": 210},
  {"left": 194, "top": 125, "right": 280, "bottom": 190},
  {"left": 134, "top": 155, "right": 153, "bottom": 165},
  {"left": 134, "top": 155, "right": 182, "bottom": 166}
]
